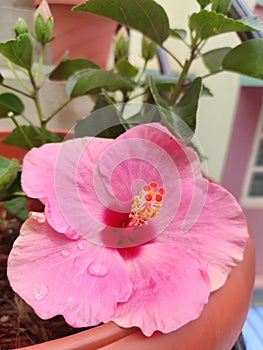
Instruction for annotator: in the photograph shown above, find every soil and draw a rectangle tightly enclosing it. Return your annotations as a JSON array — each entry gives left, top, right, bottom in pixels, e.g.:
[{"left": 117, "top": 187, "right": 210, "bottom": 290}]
[{"left": 0, "top": 215, "right": 88, "bottom": 350}]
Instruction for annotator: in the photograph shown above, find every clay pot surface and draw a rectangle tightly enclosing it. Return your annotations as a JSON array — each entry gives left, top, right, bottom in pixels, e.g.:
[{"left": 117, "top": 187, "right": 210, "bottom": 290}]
[
  {"left": 0, "top": 130, "right": 28, "bottom": 161},
  {"left": 32, "top": 0, "right": 117, "bottom": 67}
]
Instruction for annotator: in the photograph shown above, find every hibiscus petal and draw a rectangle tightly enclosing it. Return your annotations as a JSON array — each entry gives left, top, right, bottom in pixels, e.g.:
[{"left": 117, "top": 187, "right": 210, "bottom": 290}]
[
  {"left": 7, "top": 213, "right": 132, "bottom": 327},
  {"left": 112, "top": 243, "right": 210, "bottom": 336},
  {"left": 84, "top": 123, "right": 202, "bottom": 246},
  {"left": 21, "top": 124, "right": 201, "bottom": 245},
  {"left": 117, "top": 123, "right": 202, "bottom": 180},
  {"left": 21, "top": 137, "right": 112, "bottom": 238},
  {"left": 157, "top": 178, "right": 249, "bottom": 291},
  {"left": 93, "top": 123, "right": 201, "bottom": 212}
]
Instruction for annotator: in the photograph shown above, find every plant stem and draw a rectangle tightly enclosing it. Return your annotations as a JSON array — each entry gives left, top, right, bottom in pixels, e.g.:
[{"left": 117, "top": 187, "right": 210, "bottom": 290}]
[
  {"left": 28, "top": 67, "right": 38, "bottom": 92},
  {"left": 44, "top": 99, "right": 72, "bottom": 124},
  {"left": 10, "top": 115, "right": 34, "bottom": 149},
  {"left": 37, "top": 45, "right": 44, "bottom": 85},
  {"left": 169, "top": 59, "right": 191, "bottom": 105},
  {"left": 102, "top": 90, "right": 116, "bottom": 106},
  {"left": 6, "top": 60, "right": 33, "bottom": 94},
  {"left": 161, "top": 46, "right": 184, "bottom": 68},
  {"left": 169, "top": 45, "right": 198, "bottom": 105},
  {"left": 34, "top": 91, "right": 47, "bottom": 144},
  {"left": 26, "top": 66, "right": 47, "bottom": 142},
  {"left": 202, "top": 69, "right": 223, "bottom": 79},
  {"left": 128, "top": 90, "right": 147, "bottom": 101},
  {"left": 136, "top": 60, "right": 148, "bottom": 83},
  {"left": 1, "top": 83, "right": 33, "bottom": 99},
  {"left": 21, "top": 114, "right": 34, "bottom": 126}
]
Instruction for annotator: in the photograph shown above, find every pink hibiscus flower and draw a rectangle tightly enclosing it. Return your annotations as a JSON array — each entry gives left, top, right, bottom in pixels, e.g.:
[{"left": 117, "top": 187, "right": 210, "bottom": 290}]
[{"left": 7, "top": 123, "right": 248, "bottom": 336}]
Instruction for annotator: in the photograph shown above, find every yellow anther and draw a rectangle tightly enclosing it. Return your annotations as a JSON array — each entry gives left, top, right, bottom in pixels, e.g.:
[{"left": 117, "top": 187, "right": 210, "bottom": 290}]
[{"left": 129, "top": 182, "right": 165, "bottom": 227}]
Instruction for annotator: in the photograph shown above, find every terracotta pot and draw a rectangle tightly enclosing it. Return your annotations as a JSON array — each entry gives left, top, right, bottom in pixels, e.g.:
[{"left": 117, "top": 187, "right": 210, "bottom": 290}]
[
  {"left": 1, "top": 130, "right": 255, "bottom": 350},
  {"left": 32, "top": 0, "right": 118, "bottom": 68},
  {"left": 0, "top": 130, "right": 28, "bottom": 161}
]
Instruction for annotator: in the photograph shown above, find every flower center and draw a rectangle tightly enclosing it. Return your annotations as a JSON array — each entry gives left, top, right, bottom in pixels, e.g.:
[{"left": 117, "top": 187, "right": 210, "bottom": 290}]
[{"left": 129, "top": 182, "right": 165, "bottom": 227}]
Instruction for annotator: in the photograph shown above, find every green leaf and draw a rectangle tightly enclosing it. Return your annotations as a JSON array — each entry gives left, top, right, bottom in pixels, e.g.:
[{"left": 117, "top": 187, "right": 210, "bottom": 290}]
[
  {"left": 0, "top": 33, "right": 33, "bottom": 69},
  {"left": 222, "top": 39, "right": 263, "bottom": 79},
  {"left": 189, "top": 10, "right": 262, "bottom": 41},
  {"left": 3, "top": 197, "right": 28, "bottom": 221},
  {"left": 212, "top": 0, "right": 232, "bottom": 14},
  {"left": 49, "top": 58, "right": 100, "bottom": 81},
  {"left": 126, "top": 104, "right": 159, "bottom": 126},
  {"left": 0, "top": 172, "right": 23, "bottom": 201},
  {"left": 197, "top": 0, "right": 212, "bottom": 9},
  {"left": 148, "top": 75, "right": 178, "bottom": 129},
  {"left": 0, "top": 156, "right": 20, "bottom": 194},
  {"left": 148, "top": 75, "right": 169, "bottom": 110},
  {"left": 66, "top": 68, "right": 136, "bottom": 98},
  {"left": 239, "top": 16, "right": 263, "bottom": 29},
  {"left": 0, "top": 93, "right": 25, "bottom": 118},
  {"left": 115, "top": 58, "right": 139, "bottom": 78},
  {"left": 75, "top": 96, "right": 126, "bottom": 138},
  {"left": 148, "top": 76, "right": 193, "bottom": 139},
  {"left": 74, "top": 0, "right": 169, "bottom": 45},
  {"left": 203, "top": 47, "right": 232, "bottom": 73},
  {"left": 169, "top": 28, "right": 187, "bottom": 40},
  {"left": 3, "top": 126, "right": 63, "bottom": 150},
  {"left": 202, "top": 85, "right": 213, "bottom": 97},
  {"left": 173, "top": 77, "right": 202, "bottom": 136}
]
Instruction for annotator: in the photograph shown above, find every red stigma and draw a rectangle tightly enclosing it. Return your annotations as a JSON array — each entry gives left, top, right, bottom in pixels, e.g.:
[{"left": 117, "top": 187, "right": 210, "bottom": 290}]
[{"left": 145, "top": 194, "right": 153, "bottom": 201}]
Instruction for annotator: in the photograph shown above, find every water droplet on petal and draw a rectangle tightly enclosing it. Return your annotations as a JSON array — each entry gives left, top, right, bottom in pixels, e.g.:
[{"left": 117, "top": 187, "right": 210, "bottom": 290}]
[
  {"left": 65, "top": 227, "right": 79, "bottom": 240},
  {"left": 37, "top": 216, "right": 46, "bottom": 223},
  {"left": 61, "top": 249, "right": 70, "bottom": 257},
  {"left": 77, "top": 242, "right": 84, "bottom": 251},
  {"left": 30, "top": 212, "right": 46, "bottom": 223},
  {"left": 33, "top": 281, "right": 48, "bottom": 301},
  {"left": 88, "top": 263, "right": 109, "bottom": 277}
]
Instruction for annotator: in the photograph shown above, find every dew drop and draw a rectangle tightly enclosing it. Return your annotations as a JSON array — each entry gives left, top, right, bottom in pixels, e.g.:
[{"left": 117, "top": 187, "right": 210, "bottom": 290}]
[
  {"left": 88, "top": 263, "right": 109, "bottom": 277},
  {"left": 32, "top": 281, "right": 48, "bottom": 301},
  {"left": 61, "top": 249, "right": 70, "bottom": 257},
  {"left": 30, "top": 212, "right": 46, "bottom": 223},
  {"left": 37, "top": 216, "right": 46, "bottom": 223},
  {"left": 77, "top": 242, "right": 84, "bottom": 251}
]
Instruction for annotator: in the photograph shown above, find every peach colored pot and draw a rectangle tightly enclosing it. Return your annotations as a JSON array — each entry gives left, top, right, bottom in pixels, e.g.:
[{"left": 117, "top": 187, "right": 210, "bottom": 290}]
[
  {"left": 1, "top": 130, "right": 255, "bottom": 350},
  {"left": 32, "top": 0, "right": 117, "bottom": 68}
]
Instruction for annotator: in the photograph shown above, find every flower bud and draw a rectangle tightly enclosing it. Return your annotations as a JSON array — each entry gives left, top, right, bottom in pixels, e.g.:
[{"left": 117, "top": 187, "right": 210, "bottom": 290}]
[
  {"left": 114, "top": 27, "right": 129, "bottom": 61},
  {"left": 13, "top": 18, "right": 28, "bottom": 38},
  {"left": 35, "top": 0, "right": 52, "bottom": 21},
  {"left": 34, "top": 0, "right": 54, "bottom": 46},
  {"left": 141, "top": 36, "right": 157, "bottom": 62}
]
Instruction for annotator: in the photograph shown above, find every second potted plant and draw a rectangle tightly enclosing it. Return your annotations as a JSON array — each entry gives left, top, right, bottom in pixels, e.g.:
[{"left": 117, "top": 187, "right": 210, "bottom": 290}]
[{"left": 32, "top": 0, "right": 118, "bottom": 67}]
